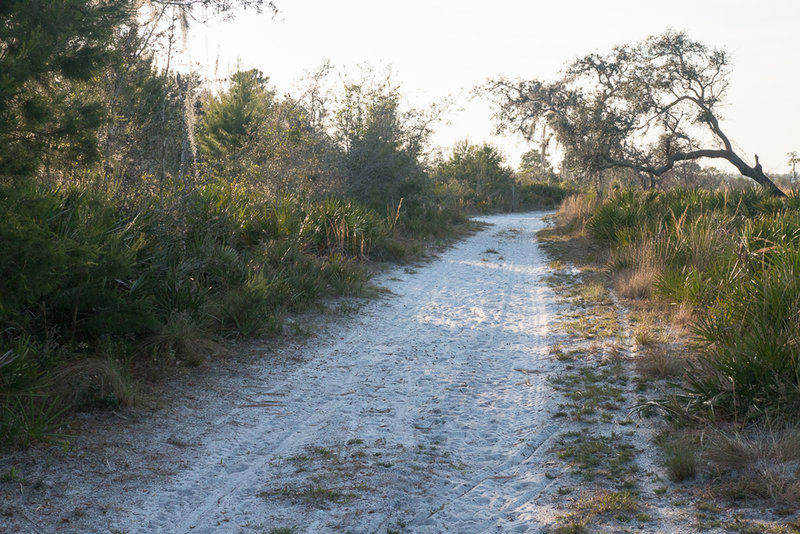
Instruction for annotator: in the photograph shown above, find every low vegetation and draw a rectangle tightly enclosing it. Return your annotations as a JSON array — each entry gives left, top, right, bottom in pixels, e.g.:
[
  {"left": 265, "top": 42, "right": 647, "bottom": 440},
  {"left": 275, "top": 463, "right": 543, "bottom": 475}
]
[
  {"left": 548, "top": 185, "right": 800, "bottom": 524},
  {"left": 584, "top": 188, "right": 800, "bottom": 421}
]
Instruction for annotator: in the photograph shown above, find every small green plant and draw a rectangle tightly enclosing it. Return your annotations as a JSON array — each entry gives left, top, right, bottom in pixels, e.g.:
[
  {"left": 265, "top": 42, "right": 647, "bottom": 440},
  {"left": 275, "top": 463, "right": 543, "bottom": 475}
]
[
  {"left": 664, "top": 437, "right": 697, "bottom": 482},
  {"left": 554, "top": 489, "right": 638, "bottom": 534},
  {"left": 556, "top": 431, "right": 636, "bottom": 481},
  {"left": 261, "top": 485, "right": 355, "bottom": 507},
  {"left": 1, "top": 466, "right": 18, "bottom": 482},
  {"left": 310, "top": 446, "right": 334, "bottom": 458}
]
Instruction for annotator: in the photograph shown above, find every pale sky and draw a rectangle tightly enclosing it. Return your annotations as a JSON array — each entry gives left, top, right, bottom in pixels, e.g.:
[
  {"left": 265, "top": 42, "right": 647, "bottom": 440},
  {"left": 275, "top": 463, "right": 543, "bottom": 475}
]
[{"left": 188, "top": 0, "right": 800, "bottom": 174}]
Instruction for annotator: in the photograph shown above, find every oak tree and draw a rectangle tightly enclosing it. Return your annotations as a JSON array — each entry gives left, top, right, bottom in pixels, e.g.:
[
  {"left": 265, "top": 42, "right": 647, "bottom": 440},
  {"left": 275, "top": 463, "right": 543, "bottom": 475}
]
[{"left": 483, "top": 31, "right": 785, "bottom": 196}]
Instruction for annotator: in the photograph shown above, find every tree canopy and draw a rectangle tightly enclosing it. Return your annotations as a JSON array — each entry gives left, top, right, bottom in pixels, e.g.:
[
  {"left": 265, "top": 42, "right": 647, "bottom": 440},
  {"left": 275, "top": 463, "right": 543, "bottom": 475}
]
[
  {"left": 0, "top": 0, "right": 128, "bottom": 180},
  {"left": 483, "top": 31, "right": 785, "bottom": 196},
  {"left": 197, "top": 69, "right": 273, "bottom": 162},
  {"left": 436, "top": 141, "right": 513, "bottom": 198}
]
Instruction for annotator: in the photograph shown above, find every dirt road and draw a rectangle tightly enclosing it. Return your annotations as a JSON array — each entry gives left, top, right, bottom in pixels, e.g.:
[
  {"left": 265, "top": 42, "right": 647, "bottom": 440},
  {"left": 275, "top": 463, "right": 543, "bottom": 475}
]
[{"left": 4, "top": 213, "right": 581, "bottom": 533}]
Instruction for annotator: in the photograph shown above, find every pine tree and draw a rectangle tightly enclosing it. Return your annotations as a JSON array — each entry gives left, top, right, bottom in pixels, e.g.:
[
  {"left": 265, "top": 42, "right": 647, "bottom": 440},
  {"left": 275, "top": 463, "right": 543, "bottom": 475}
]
[{"left": 0, "top": 0, "right": 128, "bottom": 181}]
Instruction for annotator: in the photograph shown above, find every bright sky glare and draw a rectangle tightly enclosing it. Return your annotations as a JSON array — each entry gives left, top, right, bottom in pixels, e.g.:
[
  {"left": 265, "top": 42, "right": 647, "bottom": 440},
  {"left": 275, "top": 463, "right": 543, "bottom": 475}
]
[{"left": 191, "top": 0, "right": 800, "bottom": 174}]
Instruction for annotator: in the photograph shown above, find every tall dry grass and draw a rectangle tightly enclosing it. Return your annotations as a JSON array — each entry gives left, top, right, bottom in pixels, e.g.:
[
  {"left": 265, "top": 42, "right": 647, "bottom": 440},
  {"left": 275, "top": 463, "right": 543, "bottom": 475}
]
[
  {"left": 555, "top": 193, "right": 598, "bottom": 231},
  {"left": 706, "top": 423, "right": 800, "bottom": 503},
  {"left": 581, "top": 187, "right": 800, "bottom": 421}
]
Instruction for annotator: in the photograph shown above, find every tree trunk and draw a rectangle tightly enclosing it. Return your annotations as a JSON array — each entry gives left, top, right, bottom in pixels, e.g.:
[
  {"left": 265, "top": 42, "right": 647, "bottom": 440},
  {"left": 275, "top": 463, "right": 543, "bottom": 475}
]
[{"left": 743, "top": 155, "right": 786, "bottom": 198}]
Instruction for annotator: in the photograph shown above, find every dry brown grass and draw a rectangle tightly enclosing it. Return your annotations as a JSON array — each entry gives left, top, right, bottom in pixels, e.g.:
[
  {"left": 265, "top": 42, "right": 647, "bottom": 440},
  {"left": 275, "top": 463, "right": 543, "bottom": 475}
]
[
  {"left": 629, "top": 307, "right": 664, "bottom": 344},
  {"left": 707, "top": 423, "right": 800, "bottom": 504},
  {"left": 670, "top": 303, "right": 695, "bottom": 337},
  {"left": 52, "top": 357, "right": 135, "bottom": 409},
  {"left": 636, "top": 345, "right": 687, "bottom": 379},
  {"left": 555, "top": 194, "right": 597, "bottom": 230},
  {"left": 627, "top": 303, "right": 690, "bottom": 379},
  {"left": 614, "top": 264, "right": 659, "bottom": 299}
]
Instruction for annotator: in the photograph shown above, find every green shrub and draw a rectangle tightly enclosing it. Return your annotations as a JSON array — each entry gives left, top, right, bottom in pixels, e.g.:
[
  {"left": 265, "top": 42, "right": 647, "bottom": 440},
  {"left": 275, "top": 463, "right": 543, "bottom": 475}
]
[
  {"left": 0, "top": 184, "right": 156, "bottom": 340},
  {"left": 686, "top": 242, "right": 800, "bottom": 420},
  {"left": 519, "top": 181, "right": 576, "bottom": 210},
  {"left": 0, "top": 166, "right": 467, "bottom": 448},
  {"left": 0, "top": 341, "right": 61, "bottom": 448}
]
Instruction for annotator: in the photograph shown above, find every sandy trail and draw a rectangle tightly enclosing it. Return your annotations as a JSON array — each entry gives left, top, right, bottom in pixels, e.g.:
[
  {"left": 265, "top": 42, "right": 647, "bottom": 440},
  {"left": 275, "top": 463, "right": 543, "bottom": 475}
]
[
  {"left": 4, "top": 212, "right": 568, "bottom": 533},
  {"left": 122, "top": 211, "right": 561, "bottom": 533}
]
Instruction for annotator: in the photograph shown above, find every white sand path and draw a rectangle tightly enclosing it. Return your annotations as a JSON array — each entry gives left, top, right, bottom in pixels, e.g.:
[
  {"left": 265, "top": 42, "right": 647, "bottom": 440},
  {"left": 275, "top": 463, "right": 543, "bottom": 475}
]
[
  {"left": 119, "top": 212, "right": 562, "bottom": 533},
  {"left": 4, "top": 212, "right": 571, "bottom": 534}
]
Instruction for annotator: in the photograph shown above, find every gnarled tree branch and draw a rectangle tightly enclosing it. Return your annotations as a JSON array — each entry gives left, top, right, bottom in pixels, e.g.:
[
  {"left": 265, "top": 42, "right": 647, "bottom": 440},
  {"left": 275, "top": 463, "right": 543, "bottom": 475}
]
[{"left": 481, "top": 31, "right": 785, "bottom": 197}]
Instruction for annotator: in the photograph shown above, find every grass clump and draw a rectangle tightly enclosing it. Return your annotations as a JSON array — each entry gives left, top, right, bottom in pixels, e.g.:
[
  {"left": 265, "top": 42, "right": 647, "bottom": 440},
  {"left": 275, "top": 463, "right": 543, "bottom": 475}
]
[
  {"left": 706, "top": 423, "right": 800, "bottom": 504},
  {"left": 555, "top": 193, "right": 598, "bottom": 232},
  {"left": 663, "top": 435, "right": 698, "bottom": 482},
  {"left": 554, "top": 489, "right": 639, "bottom": 533}
]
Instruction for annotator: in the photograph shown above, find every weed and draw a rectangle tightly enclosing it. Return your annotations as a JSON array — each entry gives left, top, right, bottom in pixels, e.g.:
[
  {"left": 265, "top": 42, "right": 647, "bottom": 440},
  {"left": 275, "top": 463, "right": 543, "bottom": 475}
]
[
  {"left": 1, "top": 466, "right": 18, "bottom": 482},
  {"left": 552, "top": 365, "right": 627, "bottom": 418},
  {"left": 554, "top": 489, "right": 638, "bottom": 533},
  {"left": 387, "top": 518, "right": 408, "bottom": 534},
  {"left": 663, "top": 436, "right": 697, "bottom": 482},
  {"left": 556, "top": 431, "right": 636, "bottom": 481},
  {"left": 309, "top": 446, "right": 334, "bottom": 458},
  {"left": 2, "top": 392, "right": 66, "bottom": 449},
  {"left": 578, "top": 280, "right": 608, "bottom": 304},
  {"left": 335, "top": 301, "right": 362, "bottom": 315},
  {"left": 261, "top": 485, "right": 356, "bottom": 507}
]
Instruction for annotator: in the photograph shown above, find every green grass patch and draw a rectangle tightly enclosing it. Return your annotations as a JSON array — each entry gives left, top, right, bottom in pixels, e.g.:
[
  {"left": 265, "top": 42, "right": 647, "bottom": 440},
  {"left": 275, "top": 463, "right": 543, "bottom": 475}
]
[{"left": 555, "top": 430, "right": 637, "bottom": 482}]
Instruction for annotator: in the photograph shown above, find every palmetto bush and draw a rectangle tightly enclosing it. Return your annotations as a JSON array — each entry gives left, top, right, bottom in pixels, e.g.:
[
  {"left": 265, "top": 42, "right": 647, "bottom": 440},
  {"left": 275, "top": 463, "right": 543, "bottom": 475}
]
[
  {"left": 302, "top": 197, "right": 382, "bottom": 257},
  {"left": 685, "top": 218, "right": 800, "bottom": 420},
  {"left": 0, "top": 179, "right": 391, "bottom": 447},
  {"left": 586, "top": 187, "right": 800, "bottom": 421}
]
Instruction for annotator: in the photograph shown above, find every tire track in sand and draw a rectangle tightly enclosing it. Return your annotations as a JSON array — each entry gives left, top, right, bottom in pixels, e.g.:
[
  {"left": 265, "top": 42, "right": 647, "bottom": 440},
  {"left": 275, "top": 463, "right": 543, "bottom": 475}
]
[{"left": 108, "top": 212, "right": 565, "bottom": 534}]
